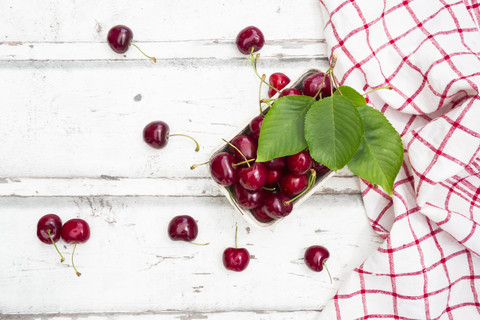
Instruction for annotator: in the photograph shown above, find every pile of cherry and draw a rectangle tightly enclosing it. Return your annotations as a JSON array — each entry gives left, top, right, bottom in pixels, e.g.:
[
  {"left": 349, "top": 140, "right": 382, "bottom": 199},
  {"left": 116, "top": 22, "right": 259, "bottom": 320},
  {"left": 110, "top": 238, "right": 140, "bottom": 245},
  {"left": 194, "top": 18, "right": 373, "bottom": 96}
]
[{"left": 35, "top": 25, "right": 332, "bottom": 279}]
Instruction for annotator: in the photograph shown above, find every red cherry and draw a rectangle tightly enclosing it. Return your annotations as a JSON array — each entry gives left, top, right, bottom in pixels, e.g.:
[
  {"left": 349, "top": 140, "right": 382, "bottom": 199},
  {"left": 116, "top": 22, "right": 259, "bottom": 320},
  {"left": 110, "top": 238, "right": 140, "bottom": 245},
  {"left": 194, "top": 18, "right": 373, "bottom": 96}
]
[
  {"left": 312, "top": 159, "right": 330, "bottom": 176},
  {"left": 279, "top": 88, "right": 302, "bottom": 97},
  {"left": 249, "top": 115, "right": 264, "bottom": 140},
  {"left": 168, "top": 215, "right": 198, "bottom": 242},
  {"left": 302, "top": 72, "right": 332, "bottom": 99},
  {"left": 107, "top": 25, "right": 133, "bottom": 53},
  {"left": 37, "top": 214, "right": 65, "bottom": 262},
  {"left": 209, "top": 152, "right": 238, "bottom": 186},
  {"left": 286, "top": 150, "right": 312, "bottom": 175},
  {"left": 263, "top": 157, "right": 286, "bottom": 170},
  {"left": 222, "top": 226, "right": 250, "bottom": 272},
  {"left": 143, "top": 121, "right": 199, "bottom": 151},
  {"left": 234, "top": 184, "right": 265, "bottom": 209},
  {"left": 107, "top": 25, "right": 156, "bottom": 62},
  {"left": 236, "top": 26, "right": 265, "bottom": 55},
  {"left": 251, "top": 206, "right": 275, "bottom": 223},
  {"left": 304, "top": 245, "right": 332, "bottom": 282},
  {"left": 268, "top": 73, "right": 291, "bottom": 98},
  {"left": 265, "top": 168, "right": 283, "bottom": 186},
  {"left": 238, "top": 162, "right": 268, "bottom": 191},
  {"left": 263, "top": 192, "right": 293, "bottom": 219},
  {"left": 229, "top": 134, "right": 257, "bottom": 164},
  {"left": 61, "top": 219, "right": 90, "bottom": 244},
  {"left": 61, "top": 218, "right": 90, "bottom": 277},
  {"left": 280, "top": 173, "right": 308, "bottom": 197}
]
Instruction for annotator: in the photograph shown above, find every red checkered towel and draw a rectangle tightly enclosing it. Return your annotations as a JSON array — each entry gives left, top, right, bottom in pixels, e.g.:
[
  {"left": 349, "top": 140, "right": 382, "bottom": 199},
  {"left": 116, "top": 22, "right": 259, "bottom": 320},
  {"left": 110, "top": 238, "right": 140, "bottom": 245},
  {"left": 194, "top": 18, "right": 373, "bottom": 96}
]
[{"left": 317, "top": 1, "right": 480, "bottom": 319}]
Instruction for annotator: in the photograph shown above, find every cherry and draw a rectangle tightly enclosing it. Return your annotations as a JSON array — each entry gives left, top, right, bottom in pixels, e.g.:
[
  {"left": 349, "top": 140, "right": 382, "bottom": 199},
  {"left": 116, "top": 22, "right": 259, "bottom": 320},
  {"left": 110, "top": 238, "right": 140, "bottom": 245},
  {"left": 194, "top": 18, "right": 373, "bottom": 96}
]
[
  {"left": 279, "top": 88, "right": 302, "bottom": 97},
  {"left": 263, "top": 157, "right": 286, "bottom": 170},
  {"left": 251, "top": 206, "right": 275, "bottom": 223},
  {"left": 223, "top": 226, "right": 250, "bottom": 272},
  {"left": 143, "top": 121, "right": 199, "bottom": 152},
  {"left": 249, "top": 115, "right": 264, "bottom": 140},
  {"left": 268, "top": 73, "right": 291, "bottom": 98},
  {"left": 238, "top": 162, "right": 268, "bottom": 191},
  {"left": 37, "top": 214, "right": 65, "bottom": 262},
  {"left": 168, "top": 215, "right": 198, "bottom": 242},
  {"left": 265, "top": 168, "right": 283, "bottom": 186},
  {"left": 209, "top": 152, "right": 238, "bottom": 186},
  {"left": 287, "top": 150, "right": 312, "bottom": 175},
  {"left": 304, "top": 245, "right": 332, "bottom": 282},
  {"left": 280, "top": 173, "right": 308, "bottom": 197},
  {"left": 234, "top": 183, "right": 264, "bottom": 209},
  {"left": 236, "top": 26, "right": 265, "bottom": 55},
  {"left": 107, "top": 25, "right": 156, "bottom": 62},
  {"left": 229, "top": 134, "right": 257, "bottom": 164},
  {"left": 302, "top": 72, "right": 332, "bottom": 99},
  {"left": 312, "top": 159, "right": 330, "bottom": 176},
  {"left": 263, "top": 192, "right": 293, "bottom": 219},
  {"left": 61, "top": 218, "right": 90, "bottom": 277}
]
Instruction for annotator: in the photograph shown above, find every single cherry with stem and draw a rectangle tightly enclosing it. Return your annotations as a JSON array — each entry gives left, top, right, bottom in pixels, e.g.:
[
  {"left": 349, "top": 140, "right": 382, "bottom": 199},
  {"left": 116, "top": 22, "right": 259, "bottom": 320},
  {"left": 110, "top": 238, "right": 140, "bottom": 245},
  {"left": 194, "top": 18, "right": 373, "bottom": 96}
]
[
  {"left": 168, "top": 215, "right": 209, "bottom": 245},
  {"left": 304, "top": 245, "right": 332, "bottom": 283},
  {"left": 206, "top": 152, "right": 239, "bottom": 186},
  {"left": 302, "top": 72, "right": 332, "bottom": 99},
  {"left": 222, "top": 226, "right": 250, "bottom": 272},
  {"left": 107, "top": 25, "right": 156, "bottom": 62},
  {"left": 262, "top": 192, "right": 293, "bottom": 219},
  {"left": 143, "top": 121, "right": 200, "bottom": 152},
  {"left": 268, "top": 73, "right": 291, "bottom": 98},
  {"left": 229, "top": 134, "right": 257, "bottom": 164},
  {"left": 61, "top": 218, "right": 90, "bottom": 277},
  {"left": 236, "top": 26, "right": 265, "bottom": 56},
  {"left": 37, "top": 214, "right": 65, "bottom": 263}
]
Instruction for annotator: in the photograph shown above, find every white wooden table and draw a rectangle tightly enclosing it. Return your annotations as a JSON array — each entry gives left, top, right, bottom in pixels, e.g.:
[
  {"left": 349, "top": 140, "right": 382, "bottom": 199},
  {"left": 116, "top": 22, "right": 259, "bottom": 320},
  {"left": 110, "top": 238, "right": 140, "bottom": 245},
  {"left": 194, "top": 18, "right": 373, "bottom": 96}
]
[{"left": 0, "top": 1, "right": 383, "bottom": 319}]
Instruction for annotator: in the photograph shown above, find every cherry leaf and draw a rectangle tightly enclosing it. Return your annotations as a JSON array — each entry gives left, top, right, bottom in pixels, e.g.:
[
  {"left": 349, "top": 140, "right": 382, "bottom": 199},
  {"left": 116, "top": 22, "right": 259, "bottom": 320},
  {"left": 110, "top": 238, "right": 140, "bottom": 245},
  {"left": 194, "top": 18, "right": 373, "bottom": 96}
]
[
  {"left": 335, "top": 85, "right": 367, "bottom": 107},
  {"left": 305, "top": 95, "right": 364, "bottom": 170},
  {"left": 347, "top": 105, "right": 404, "bottom": 195},
  {"left": 256, "top": 95, "right": 316, "bottom": 162}
]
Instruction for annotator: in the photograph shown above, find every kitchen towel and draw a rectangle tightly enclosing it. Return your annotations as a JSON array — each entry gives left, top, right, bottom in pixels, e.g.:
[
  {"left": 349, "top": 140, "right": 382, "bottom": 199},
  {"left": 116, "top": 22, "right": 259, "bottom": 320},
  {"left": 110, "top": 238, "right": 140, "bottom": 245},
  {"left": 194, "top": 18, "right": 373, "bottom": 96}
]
[{"left": 317, "top": 0, "right": 480, "bottom": 319}]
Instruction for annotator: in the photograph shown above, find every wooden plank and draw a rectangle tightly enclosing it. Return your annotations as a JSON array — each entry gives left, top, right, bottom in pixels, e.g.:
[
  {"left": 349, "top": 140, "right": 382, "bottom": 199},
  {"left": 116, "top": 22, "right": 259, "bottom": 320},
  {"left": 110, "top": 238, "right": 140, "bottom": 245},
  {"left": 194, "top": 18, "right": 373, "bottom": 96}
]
[
  {"left": 0, "top": 174, "right": 360, "bottom": 197},
  {"left": 0, "top": 0, "right": 325, "bottom": 42},
  {"left": 0, "top": 63, "right": 331, "bottom": 179},
  {"left": 0, "top": 310, "right": 322, "bottom": 320},
  {"left": 0, "top": 194, "right": 382, "bottom": 314},
  {"left": 0, "top": 40, "right": 327, "bottom": 62}
]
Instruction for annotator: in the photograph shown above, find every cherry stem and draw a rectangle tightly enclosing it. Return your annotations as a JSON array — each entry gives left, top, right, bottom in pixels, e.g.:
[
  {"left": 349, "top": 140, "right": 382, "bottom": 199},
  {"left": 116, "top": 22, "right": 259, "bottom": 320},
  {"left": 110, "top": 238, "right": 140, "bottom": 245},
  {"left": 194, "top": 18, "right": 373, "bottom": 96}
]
[
  {"left": 250, "top": 54, "right": 280, "bottom": 94},
  {"left": 190, "top": 160, "right": 209, "bottom": 170},
  {"left": 46, "top": 229, "right": 65, "bottom": 263},
  {"left": 167, "top": 134, "right": 200, "bottom": 152},
  {"left": 285, "top": 169, "right": 317, "bottom": 204},
  {"left": 189, "top": 241, "right": 210, "bottom": 246},
  {"left": 323, "top": 261, "right": 333, "bottom": 284},
  {"left": 258, "top": 74, "right": 265, "bottom": 114},
  {"left": 260, "top": 98, "right": 274, "bottom": 109},
  {"left": 71, "top": 242, "right": 81, "bottom": 277},
  {"left": 234, "top": 225, "right": 238, "bottom": 248},
  {"left": 232, "top": 158, "right": 255, "bottom": 167},
  {"left": 222, "top": 138, "right": 251, "bottom": 167},
  {"left": 245, "top": 47, "right": 255, "bottom": 66},
  {"left": 363, "top": 85, "right": 393, "bottom": 96},
  {"left": 227, "top": 187, "right": 244, "bottom": 215},
  {"left": 263, "top": 186, "right": 276, "bottom": 191},
  {"left": 129, "top": 42, "right": 156, "bottom": 63}
]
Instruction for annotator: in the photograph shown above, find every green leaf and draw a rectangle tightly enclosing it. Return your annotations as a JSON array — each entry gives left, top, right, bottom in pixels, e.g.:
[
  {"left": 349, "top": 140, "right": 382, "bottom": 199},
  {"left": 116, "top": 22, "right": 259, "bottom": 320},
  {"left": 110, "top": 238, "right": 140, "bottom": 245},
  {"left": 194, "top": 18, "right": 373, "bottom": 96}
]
[
  {"left": 335, "top": 86, "right": 367, "bottom": 107},
  {"left": 256, "top": 95, "right": 316, "bottom": 162},
  {"left": 305, "top": 95, "right": 364, "bottom": 170},
  {"left": 347, "top": 105, "right": 404, "bottom": 195}
]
